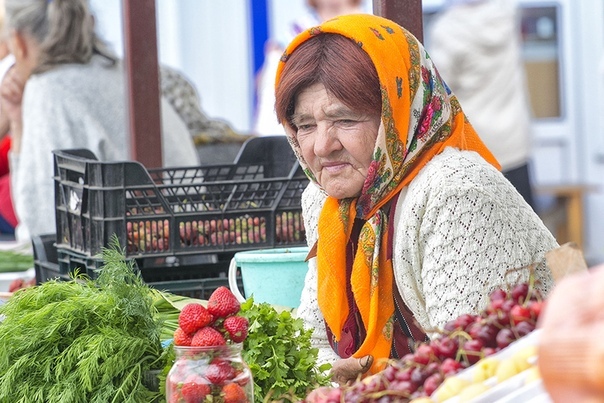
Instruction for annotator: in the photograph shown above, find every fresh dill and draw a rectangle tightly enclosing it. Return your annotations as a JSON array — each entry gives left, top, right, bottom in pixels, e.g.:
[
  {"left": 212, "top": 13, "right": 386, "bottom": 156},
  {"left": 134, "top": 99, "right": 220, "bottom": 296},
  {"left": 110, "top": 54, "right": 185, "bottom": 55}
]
[{"left": 0, "top": 236, "right": 167, "bottom": 403}]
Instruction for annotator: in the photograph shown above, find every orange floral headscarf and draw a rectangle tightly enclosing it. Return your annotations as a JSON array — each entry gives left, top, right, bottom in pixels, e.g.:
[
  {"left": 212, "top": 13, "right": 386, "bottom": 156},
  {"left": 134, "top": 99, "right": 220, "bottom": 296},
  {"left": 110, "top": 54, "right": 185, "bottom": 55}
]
[{"left": 276, "top": 13, "right": 499, "bottom": 374}]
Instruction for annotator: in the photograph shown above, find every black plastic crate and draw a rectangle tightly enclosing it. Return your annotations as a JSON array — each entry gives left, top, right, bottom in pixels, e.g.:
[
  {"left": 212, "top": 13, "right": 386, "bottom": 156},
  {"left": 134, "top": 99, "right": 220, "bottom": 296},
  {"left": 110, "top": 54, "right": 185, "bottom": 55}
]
[
  {"left": 32, "top": 233, "right": 61, "bottom": 284},
  {"left": 34, "top": 259, "right": 63, "bottom": 284},
  {"left": 56, "top": 248, "right": 229, "bottom": 280},
  {"left": 32, "top": 234, "right": 244, "bottom": 299},
  {"left": 53, "top": 136, "right": 308, "bottom": 260}
]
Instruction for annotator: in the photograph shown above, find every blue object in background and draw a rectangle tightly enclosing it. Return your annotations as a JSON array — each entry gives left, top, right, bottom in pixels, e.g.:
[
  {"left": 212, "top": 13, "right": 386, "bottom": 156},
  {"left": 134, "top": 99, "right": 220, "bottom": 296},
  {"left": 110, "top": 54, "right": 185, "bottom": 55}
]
[
  {"left": 249, "top": 0, "right": 269, "bottom": 115},
  {"left": 250, "top": 0, "right": 269, "bottom": 76}
]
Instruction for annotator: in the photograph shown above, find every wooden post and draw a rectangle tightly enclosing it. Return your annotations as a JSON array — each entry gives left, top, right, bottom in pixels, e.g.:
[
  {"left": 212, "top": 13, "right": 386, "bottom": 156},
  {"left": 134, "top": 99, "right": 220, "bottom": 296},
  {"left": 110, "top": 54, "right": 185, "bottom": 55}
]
[
  {"left": 122, "top": 0, "right": 163, "bottom": 168},
  {"left": 373, "top": 0, "right": 424, "bottom": 43}
]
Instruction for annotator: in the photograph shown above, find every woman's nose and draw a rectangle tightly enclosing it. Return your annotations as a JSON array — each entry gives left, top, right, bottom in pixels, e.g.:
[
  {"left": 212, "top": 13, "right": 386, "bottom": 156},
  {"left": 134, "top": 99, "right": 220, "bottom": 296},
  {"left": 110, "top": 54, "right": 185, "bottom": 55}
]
[{"left": 313, "top": 123, "right": 342, "bottom": 157}]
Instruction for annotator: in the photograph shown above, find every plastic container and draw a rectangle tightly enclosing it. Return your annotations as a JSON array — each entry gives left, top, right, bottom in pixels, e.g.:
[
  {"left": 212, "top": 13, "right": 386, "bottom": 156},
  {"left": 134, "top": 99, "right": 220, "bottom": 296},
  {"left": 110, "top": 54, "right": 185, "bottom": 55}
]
[
  {"left": 228, "top": 247, "right": 309, "bottom": 308},
  {"left": 32, "top": 234, "right": 243, "bottom": 300},
  {"left": 53, "top": 136, "right": 308, "bottom": 260},
  {"left": 32, "top": 233, "right": 61, "bottom": 284},
  {"left": 166, "top": 344, "right": 253, "bottom": 402}
]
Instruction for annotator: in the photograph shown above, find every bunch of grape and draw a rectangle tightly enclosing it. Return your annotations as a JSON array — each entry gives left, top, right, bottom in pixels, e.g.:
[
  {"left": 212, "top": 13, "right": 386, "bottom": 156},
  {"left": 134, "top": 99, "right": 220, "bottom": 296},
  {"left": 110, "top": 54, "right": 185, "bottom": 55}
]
[{"left": 306, "top": 282, "right": 545, "bottom": 403}]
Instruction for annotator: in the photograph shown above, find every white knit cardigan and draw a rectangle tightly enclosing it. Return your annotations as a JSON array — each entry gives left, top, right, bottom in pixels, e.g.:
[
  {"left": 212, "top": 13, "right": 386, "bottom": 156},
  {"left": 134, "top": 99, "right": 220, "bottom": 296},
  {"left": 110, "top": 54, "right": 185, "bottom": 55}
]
[{"left": 297, "top": 147, "right": 558, "bottom": 365}]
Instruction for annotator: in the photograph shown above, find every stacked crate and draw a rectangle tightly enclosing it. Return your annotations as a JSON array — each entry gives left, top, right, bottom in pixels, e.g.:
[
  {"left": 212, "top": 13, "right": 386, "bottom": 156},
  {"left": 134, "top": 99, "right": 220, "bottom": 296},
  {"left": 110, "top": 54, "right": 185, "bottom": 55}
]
[{"left": 34, "top": 137, "right": 309, "bottom": 299}]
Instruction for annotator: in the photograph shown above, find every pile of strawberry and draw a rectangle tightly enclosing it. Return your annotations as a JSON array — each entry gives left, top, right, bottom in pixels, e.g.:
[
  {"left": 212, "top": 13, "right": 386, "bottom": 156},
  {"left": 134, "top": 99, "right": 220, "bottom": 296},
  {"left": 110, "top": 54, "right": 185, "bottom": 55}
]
[
  {"left": 167, "top": 286, "right": 251, "bottom": 403},
  {"left": 173, "top": 286, "right": 249, "bottom": 347}
]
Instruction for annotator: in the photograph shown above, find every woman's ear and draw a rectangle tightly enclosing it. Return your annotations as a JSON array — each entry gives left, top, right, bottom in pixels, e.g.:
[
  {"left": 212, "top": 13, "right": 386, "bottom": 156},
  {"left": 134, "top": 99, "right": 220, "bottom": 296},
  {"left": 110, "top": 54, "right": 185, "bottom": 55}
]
[
  {"left": 8, "top": 30, "right": 39, "bottom": 80},
  {"left": 8, "top": 30, "right": 28, "bottom": 61},
  {"left": 9, "top": 30, "right": 29, "bottom": 60}
]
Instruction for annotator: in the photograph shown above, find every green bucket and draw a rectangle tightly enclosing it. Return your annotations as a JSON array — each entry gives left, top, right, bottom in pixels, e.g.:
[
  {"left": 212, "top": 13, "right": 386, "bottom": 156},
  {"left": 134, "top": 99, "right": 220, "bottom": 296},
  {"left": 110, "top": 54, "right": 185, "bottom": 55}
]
[{"left": 228, "top": 247, "right": 309, "bottom": 309}]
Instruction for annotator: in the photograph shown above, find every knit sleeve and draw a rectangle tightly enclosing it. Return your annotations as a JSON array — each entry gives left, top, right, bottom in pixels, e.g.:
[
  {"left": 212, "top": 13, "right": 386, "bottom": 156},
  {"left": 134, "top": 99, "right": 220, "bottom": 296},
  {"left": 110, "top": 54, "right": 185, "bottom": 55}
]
[
  {"left": 296, "top": 183, "right": 340, "bottom": 366},
  {"left": 392, "top": 148, "right": 558, "bottom": 333}
]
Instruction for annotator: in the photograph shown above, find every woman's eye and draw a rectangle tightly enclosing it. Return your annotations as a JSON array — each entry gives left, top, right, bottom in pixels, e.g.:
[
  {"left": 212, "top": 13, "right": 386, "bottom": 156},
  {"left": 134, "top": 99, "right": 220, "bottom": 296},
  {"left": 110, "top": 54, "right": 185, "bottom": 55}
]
[{"left": 297, "top": 124, "right": 314, "bottom": 132}]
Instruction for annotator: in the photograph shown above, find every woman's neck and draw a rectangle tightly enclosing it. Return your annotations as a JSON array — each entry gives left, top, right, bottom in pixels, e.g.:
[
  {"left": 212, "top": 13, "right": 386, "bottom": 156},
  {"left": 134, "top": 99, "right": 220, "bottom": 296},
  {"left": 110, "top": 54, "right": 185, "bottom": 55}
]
[{"left": 0, "top": 41, "right": 10, "bottom": 61}]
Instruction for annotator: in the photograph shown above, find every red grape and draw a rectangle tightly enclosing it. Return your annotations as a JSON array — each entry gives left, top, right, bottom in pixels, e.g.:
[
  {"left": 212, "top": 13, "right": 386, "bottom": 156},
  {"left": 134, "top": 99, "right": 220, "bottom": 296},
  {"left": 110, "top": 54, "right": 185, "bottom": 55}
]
[
  {"left": 443, "top": 319, "right": 458, "bottom": 333},
  {"left": 455, "top": 313, "right": 478, "bottom": 332},
  {"left": 528, "top": 300, "right": 544, "bottom": 318},
  {"left": 474, "top": 323, "right": 499, "bottom": 348},
  {"left": 510, "top": 305, "right": 532, "bottom": 324},
  {"left": 514, "top": 320, "right": 536, "bottom": 337},
  {"left": 304, "top": 281, "right": 543, "bottom": 401},
  {"left": 511, "top": 283, "right": 529, "bottom": 304},
  {"left": 410, "top": 367, "right": 430, "bottom": 386},
  {"left": 423, "top": 373, "right": 444, "bottom": 396},
  {"left": 489, "top": 288, "right": 508, "bottom": 302},
  {"left": 462, "top": 339, "right": 484, "bottom": 365},
  {"left": 432, "top": 336, "right": 458, "bottom": 360},
  {"left": 441, "top": 357, "right": 464, "bottom": 375},
  {"left": 496, "top": 328, "right": 516, "bottom": 349},
  {"left": 395, "top": 367, "right": 414, "bottom": 382},
  {"left": 486, "top": 297, "right": 506, "bottom": 315},
  {"left": 413, "top": 344, "right": 435, "bottom": 365}
]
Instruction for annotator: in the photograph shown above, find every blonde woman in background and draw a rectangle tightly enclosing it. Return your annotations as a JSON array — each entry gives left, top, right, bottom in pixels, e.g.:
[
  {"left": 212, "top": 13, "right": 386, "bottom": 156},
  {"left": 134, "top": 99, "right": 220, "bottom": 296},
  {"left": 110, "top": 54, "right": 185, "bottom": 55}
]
[
  {"left": 0, "top": 0, "right": 198, "bottom": 242},
  {"left": 253, "top": 0, "right": 365, "bottom": 136}
]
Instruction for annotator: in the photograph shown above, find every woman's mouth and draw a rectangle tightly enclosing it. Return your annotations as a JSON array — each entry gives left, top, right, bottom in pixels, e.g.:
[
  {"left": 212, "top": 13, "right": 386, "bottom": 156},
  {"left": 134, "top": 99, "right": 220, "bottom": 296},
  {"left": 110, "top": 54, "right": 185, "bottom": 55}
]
[{"left": 321, "top": 161, "right": 349, "bottom": 173}]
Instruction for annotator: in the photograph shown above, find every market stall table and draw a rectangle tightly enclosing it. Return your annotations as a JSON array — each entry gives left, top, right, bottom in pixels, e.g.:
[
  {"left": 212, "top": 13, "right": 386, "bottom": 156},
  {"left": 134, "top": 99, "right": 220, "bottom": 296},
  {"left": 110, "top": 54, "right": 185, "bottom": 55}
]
[{"left": 536, "top": 183, "right": 597, "bottom": 251}]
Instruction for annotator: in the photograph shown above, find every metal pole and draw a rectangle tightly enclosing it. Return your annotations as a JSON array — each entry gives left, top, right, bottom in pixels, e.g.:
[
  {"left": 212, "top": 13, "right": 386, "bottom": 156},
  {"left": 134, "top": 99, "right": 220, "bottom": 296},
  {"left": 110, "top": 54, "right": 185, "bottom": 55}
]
[
  {"left": 122, "top": 0, "right": 163, "bottom": 168},
  {"left": 373, "top": 0, "right": 424, "bottom": 43}
]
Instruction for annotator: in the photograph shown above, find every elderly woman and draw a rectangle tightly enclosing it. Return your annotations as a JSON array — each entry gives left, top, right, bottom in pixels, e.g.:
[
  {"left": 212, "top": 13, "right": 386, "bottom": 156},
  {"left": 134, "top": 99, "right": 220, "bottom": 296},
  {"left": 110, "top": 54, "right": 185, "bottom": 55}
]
[{"left": 274, "top": 13, "right": 558, "bottom": 384}]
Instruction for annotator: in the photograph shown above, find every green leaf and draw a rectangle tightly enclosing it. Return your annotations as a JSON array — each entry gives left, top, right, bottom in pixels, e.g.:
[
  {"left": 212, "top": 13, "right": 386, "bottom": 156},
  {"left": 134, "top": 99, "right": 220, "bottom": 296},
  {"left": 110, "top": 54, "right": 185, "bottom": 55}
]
[{"left": 240, "top": 297, "right": 332, "bottom": 401}]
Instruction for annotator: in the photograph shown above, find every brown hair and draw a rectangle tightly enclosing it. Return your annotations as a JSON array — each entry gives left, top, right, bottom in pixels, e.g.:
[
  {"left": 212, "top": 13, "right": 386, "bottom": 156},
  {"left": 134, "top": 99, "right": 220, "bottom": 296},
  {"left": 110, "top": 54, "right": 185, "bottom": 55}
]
[{"left": 275, "top": 33, "right": 381, "bottom": 130}]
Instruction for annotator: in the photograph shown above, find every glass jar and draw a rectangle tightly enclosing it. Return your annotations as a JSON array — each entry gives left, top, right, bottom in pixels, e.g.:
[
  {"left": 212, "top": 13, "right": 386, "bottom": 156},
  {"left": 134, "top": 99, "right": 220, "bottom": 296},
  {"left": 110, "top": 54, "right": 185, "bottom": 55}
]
[{"left": 166, "top": 343, "right": 253, "bottom": 402}]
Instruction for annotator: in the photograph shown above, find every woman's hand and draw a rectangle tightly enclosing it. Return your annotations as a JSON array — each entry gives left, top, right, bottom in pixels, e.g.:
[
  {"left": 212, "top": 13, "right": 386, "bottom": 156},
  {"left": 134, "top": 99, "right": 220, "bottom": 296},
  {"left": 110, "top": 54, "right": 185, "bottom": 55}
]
[
  {"left": 330, "top": 355, "right": 373, "bottom": 386},
  {"left": 0, "top": 66, "right": 25, "bottom": 153},
  {"left": 304, "top": 355, "right": 373, "bottom": 401},
  {"left": 538, "top": 264, "right": 604, "bottom": 401}
]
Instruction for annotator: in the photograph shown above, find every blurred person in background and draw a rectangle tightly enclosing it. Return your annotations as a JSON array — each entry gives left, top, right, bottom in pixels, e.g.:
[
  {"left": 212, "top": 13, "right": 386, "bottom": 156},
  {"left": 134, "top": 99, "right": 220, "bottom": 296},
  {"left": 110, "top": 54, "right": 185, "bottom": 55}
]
[
  {"left": 0, "top": 0, "right": 198, "bottom": 243},
  {"left": 0, "top": 0, "right": 18, "bottom": 236},
  {"left": 253, "top": 0, "right": 365, "bottom": 136},
  {"left": 428, "top": 0, "right": 537, "bottom": 211}
]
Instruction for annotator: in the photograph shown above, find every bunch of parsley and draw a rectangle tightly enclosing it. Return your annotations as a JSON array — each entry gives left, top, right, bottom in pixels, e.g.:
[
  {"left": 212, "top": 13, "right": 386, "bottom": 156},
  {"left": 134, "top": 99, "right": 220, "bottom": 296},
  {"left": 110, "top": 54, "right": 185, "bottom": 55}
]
[
  {"left": 0, "top": 238, "right": 167, "bottom": 402},
  {"left": 240, "top": 298, "right": 332, "bottom": 402}
]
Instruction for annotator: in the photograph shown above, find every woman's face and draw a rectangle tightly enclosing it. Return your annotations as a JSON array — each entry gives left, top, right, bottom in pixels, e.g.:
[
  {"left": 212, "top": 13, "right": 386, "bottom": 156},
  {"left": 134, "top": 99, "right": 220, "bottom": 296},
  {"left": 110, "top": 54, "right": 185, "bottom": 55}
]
[{"left": 292, "top": 83, "right": 380, "bottom": 199}]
